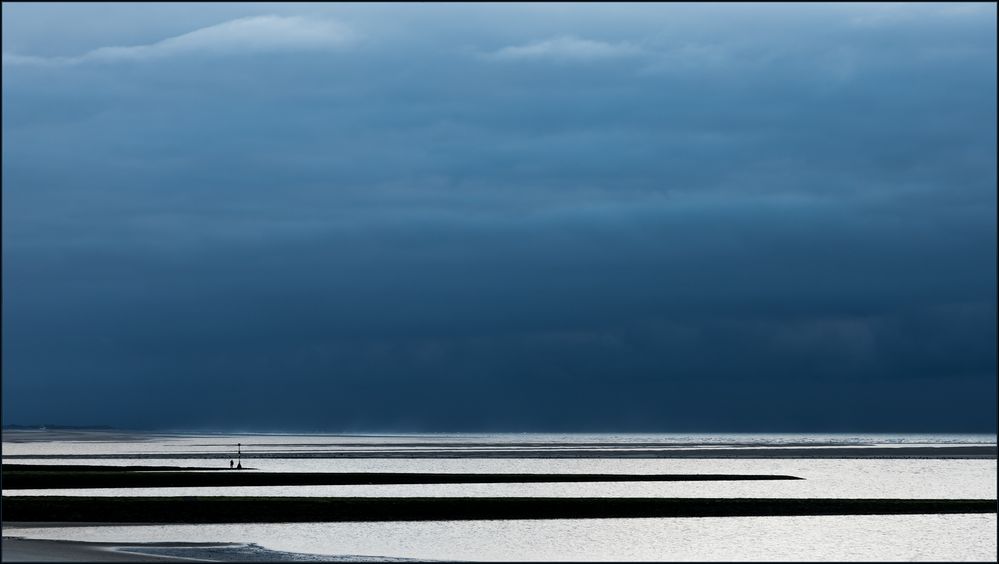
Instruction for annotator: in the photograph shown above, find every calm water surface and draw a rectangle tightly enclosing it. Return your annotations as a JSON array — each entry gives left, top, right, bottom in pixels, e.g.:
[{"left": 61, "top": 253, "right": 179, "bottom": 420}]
[
  {"left": 4, "top": 432, "right": 995, "bottom": 462},
  {"left": 8, "top": 515, "right": 997, "bottom": 561},
  {"left": 3, "top": 433, "right": 996, "bottom": 561}
]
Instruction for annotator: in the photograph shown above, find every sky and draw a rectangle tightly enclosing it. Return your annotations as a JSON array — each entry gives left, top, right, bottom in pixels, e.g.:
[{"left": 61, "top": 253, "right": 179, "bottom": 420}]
[{"left": 2, "top": 3, "right": 996, "bottom": 432}]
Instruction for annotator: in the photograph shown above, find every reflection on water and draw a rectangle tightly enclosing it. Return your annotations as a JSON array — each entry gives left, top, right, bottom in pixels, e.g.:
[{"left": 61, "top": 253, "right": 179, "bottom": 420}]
[
  {"left": 4, "top": 432, "right": 996, "bottom": 459},
  {"left": 3, "top": 433, "right": 996, "bottom": 561},
  {"left": 8, "top": 515, "right": 997, "bottom": 561}
]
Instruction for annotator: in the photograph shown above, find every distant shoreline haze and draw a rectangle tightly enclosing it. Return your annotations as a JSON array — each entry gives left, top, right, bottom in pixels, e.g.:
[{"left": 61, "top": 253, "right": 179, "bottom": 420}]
[{"left": 3, "top": 425, "right": 998, "bottom": 435}]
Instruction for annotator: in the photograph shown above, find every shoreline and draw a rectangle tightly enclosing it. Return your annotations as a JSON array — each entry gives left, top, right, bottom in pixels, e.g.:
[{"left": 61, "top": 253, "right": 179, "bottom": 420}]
[
  {"left": 1, "top": 536, "right": 216, "bottom": 562},
  {"left": 1, "top": 536, "right": 431, "bottom": 562}
]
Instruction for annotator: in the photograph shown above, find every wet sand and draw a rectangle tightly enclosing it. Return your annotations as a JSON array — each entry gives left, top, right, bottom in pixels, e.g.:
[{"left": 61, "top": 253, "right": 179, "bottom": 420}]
[
  {"left": 1, "top": 535, "right": 429, "bottom": 562},
  {"left": 1, "top": 537, "right": 207, "bottom": 562}
]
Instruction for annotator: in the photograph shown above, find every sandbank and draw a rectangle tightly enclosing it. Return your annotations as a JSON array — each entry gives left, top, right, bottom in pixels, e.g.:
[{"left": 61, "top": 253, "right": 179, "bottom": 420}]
[{"left": 3, "top": 496, "right": 995, "bottom": 523}]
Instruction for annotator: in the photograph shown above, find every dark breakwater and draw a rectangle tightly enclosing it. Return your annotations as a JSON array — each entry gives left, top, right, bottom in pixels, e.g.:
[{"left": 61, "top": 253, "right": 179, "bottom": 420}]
[
  {"left": 2, "top": 466, "right": 802, "bottom": 489},
  {"left": 3, "top": 496, "right": 995, "bottom": 523}
]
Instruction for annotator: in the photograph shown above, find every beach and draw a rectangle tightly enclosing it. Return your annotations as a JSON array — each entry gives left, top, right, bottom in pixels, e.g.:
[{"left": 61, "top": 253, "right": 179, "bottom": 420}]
[
  {"left": 2, "top": 537, "right": 202, "bottom": 562},
  {"left": 1, "top": 536, "right": 418, "bottom": 562}
]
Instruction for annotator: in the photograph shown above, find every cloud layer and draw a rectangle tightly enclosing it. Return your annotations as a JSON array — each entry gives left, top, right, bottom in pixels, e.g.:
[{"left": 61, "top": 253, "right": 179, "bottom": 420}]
[
  {"left": 488, "top": 36, "right": 644, "bottom": 61},
  {"left": 2, "top": 3, "right": 996, "bottom": 431},
  {"left": 2, "top": 15, "right": 356, "bottom": 66}
]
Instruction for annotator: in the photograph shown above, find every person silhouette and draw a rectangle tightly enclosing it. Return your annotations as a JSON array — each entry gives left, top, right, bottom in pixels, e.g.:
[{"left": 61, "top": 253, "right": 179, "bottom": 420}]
[{"left": 229, "top": 459, "right": 234, "bottom": 469}]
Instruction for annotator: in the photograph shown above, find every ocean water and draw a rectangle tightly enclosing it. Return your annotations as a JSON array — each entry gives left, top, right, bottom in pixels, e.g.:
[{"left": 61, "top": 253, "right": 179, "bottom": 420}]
[
  {"left": 3, "top": 432, "right": 997, "bottom": 561},
  {"left": 4, "top": 432, "right": 996, "bottom": 462}
]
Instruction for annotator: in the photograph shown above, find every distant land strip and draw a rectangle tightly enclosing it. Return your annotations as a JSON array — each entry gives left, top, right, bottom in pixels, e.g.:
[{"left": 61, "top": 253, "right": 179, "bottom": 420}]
[
  {"left": 2, "top": 467, "right": 802, "bottom": 489},
  {"left": 4, "top": 445, "right": 995, "bottom": 459},
  {"left": 3, "top": 497, "right": 995, "bottom": 522}
]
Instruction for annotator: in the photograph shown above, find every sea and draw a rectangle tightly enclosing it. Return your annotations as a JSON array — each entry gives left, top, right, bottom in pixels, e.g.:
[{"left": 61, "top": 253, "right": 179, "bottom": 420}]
[{"left": 2, "top": 432, "right": 997, "bottom": 561}]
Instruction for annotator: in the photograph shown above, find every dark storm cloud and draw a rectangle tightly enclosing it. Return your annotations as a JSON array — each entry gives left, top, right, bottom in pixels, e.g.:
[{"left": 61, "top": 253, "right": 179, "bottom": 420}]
[{"left": 2, "top": 3, "right": 996, "bottom": 431}]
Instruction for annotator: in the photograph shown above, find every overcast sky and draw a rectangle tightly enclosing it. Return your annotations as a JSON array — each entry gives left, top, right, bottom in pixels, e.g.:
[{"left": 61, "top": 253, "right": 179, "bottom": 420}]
[{"left": 2, "top": 3, "right": 996, "bottom": 432}]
